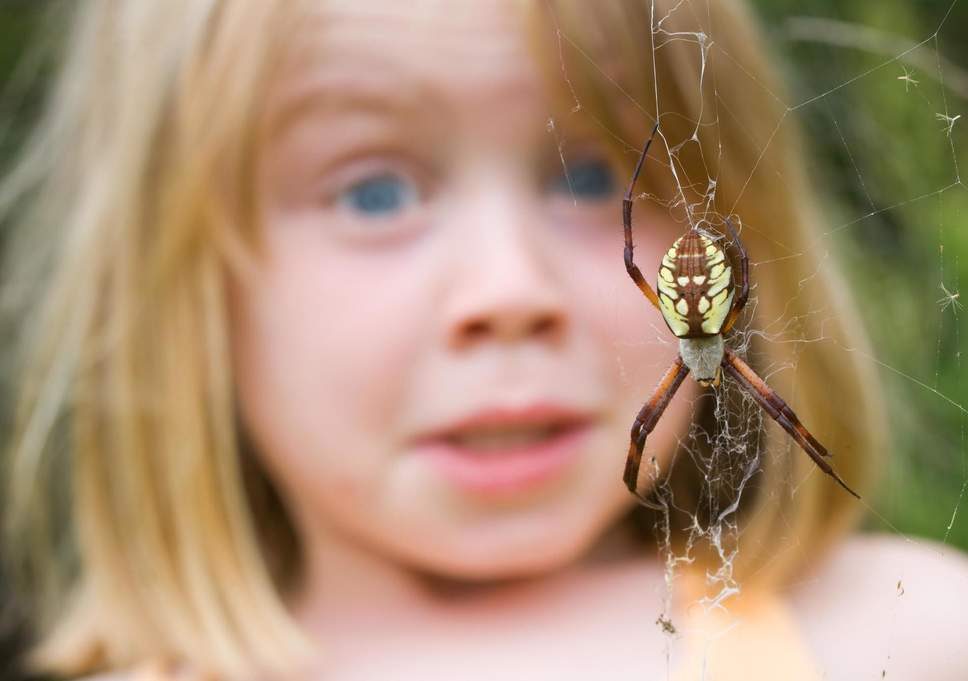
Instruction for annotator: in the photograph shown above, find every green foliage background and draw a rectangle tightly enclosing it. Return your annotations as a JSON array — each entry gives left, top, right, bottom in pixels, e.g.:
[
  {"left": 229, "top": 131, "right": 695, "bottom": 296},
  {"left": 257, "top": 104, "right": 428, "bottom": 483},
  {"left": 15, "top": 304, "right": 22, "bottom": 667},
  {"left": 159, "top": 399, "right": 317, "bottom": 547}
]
[
  {"left": 1, "top": 0, "right": 967, "bottom": 622},
  {"left": 752, "top": 0, "right": 968, "bottom": 548}
]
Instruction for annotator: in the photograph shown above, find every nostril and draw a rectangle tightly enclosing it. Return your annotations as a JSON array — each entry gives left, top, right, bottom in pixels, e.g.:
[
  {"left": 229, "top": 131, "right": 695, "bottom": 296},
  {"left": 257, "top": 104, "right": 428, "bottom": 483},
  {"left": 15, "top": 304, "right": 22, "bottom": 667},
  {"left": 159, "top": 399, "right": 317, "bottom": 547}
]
[
  {"left": 530, "top": 315, "right": 559, "bottom": 337},
  {"left": 462, "top": 319, "right": 491, "bottom": 341},
  {"left": 453, "top": 313, "right": 562, "bottom": 348}
]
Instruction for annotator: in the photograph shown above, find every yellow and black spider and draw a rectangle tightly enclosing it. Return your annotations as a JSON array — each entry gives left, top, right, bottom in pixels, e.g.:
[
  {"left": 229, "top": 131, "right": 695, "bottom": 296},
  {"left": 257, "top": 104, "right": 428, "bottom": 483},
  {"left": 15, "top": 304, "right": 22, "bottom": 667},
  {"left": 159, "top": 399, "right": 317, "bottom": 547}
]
[{"left": 622, "top": 124, "right": 859, "bottom": 502}]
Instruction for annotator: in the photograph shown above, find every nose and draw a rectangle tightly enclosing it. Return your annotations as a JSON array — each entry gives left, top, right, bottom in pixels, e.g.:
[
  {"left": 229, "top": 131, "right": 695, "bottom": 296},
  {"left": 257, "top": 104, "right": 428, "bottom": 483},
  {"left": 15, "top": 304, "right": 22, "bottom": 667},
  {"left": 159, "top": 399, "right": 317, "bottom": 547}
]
[{"left": 443, "top": 191, "right": 569, "bottom": 351}]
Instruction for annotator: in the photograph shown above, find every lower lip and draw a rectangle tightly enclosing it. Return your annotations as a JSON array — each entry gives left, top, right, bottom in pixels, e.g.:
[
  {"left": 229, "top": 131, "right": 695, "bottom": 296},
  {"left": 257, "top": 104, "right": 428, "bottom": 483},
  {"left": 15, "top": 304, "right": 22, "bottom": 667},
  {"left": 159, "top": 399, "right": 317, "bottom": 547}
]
[{"left": 416, "top": 425, "right": 590, "bottom": 496}]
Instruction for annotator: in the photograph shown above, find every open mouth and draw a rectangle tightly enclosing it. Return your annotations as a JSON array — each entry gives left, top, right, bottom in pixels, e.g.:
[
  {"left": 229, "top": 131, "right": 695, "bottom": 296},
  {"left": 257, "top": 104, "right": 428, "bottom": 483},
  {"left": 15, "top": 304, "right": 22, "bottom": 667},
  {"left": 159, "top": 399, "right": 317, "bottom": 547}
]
[
  {"left": 415, "top": 407, "right": 593, "bottom": 495},
  {"left": 443, "top": 422, "right": 575, "bottom": 452}
]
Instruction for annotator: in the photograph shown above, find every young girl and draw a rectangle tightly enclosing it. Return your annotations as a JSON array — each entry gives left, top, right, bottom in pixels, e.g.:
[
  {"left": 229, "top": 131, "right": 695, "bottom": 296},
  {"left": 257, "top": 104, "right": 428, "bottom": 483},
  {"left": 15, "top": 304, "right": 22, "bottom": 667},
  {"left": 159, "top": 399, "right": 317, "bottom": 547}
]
[{"left": 3, "top": 1, "right": 967, "bottom": 680}]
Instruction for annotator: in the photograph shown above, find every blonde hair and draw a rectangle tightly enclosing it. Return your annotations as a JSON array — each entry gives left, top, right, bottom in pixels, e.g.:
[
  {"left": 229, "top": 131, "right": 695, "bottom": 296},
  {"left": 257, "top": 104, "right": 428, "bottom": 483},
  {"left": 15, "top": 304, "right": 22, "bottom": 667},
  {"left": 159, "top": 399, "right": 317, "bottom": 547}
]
[{"left": 1, "top": 0, "right": 884, "bottom": 677}]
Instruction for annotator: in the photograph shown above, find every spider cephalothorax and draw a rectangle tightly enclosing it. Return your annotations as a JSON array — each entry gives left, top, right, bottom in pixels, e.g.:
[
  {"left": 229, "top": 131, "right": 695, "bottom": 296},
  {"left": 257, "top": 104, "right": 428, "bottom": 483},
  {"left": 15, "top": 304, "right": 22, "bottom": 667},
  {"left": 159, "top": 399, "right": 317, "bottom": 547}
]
[{"left": 621, "top": 124, "right": 859, "bottom": 501}]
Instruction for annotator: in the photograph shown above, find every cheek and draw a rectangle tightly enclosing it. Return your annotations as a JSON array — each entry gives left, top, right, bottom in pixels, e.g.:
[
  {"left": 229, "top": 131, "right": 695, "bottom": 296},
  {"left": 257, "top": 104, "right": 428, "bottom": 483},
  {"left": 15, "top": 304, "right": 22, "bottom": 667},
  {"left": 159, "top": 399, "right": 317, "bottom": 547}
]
[
  {"left": 563, "top": 214, "right": 697, "bottom": 470},
  {"left": 227, "top": 225, "right": 431, "bottom": 507}
]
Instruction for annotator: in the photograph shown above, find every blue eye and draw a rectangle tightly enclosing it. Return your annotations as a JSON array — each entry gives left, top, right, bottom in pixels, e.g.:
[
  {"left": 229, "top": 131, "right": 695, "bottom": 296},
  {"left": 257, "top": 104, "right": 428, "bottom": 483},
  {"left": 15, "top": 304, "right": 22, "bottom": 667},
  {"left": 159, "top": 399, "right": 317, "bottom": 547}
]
[
  {"left": 552, "top": 159, "right": 616, "bottom": 200},
  {"left": 341, "top": 174, "right": 417, "bottom": 216}
]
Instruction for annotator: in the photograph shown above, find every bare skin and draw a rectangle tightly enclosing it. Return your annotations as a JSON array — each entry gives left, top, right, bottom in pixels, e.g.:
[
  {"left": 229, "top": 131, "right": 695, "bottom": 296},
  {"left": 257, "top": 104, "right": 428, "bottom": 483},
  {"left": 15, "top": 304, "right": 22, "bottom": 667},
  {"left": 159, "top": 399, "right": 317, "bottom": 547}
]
[
  {"left": 791, "top": 534, "right": 968, "bottom": 681},
  {"left": 282, "top": 534, "right": 968, "bottom": 681}
]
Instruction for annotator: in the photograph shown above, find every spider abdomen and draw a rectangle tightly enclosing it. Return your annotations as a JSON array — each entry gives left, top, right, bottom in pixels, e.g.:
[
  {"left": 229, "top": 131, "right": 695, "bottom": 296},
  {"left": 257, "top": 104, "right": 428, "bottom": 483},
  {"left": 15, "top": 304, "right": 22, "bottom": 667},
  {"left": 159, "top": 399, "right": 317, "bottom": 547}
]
[{"left": 656, "top": 229, "right": 735, "bottom": 338}]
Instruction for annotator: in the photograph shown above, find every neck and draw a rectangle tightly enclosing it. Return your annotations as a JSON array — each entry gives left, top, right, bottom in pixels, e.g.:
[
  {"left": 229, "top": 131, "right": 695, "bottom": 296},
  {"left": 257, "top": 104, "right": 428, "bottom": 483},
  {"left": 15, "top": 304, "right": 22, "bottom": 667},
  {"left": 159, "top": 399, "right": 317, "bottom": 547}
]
[{"left": 289, "top": 511, "right": 649, "bottom": 633}]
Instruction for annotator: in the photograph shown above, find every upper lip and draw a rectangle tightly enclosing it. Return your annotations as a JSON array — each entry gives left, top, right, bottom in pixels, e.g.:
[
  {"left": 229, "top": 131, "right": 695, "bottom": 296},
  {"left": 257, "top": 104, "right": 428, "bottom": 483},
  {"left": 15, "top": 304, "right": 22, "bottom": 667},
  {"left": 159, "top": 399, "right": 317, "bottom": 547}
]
[{"left": 416, "top": 403, "right": 595, "bottom": 443}]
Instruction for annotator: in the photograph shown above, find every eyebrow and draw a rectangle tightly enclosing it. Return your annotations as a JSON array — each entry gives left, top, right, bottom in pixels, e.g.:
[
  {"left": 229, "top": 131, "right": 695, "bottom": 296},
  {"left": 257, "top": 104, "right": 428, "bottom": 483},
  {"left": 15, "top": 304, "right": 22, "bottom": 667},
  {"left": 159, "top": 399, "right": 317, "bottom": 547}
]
[{"left": 267, "top": 64, "right": 445, "bottom": 136}]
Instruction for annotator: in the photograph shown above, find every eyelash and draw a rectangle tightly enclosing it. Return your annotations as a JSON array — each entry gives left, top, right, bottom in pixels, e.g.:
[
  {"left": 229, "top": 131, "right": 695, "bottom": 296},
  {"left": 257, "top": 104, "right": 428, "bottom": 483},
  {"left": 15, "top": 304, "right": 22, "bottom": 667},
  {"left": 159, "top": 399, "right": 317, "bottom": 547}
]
[
  {"left": 338, "top": 172, "right": 420, "bottom": 218},
  {"left": 548, "top": 157, "right": 617, "bottom": 201},
  {"left": 318, "top": 155, "right": 430, "bottom": 222},
  {"left": 316, "top": 151, "right": 617, "bottom": 232}
]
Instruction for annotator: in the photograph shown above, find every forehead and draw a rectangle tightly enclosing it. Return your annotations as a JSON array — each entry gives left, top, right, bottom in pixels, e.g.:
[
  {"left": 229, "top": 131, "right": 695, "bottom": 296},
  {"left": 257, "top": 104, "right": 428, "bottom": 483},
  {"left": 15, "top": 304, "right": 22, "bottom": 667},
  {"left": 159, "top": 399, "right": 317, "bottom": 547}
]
[{"left": 269, "top": 1, "right": 545, "bottom": 122}]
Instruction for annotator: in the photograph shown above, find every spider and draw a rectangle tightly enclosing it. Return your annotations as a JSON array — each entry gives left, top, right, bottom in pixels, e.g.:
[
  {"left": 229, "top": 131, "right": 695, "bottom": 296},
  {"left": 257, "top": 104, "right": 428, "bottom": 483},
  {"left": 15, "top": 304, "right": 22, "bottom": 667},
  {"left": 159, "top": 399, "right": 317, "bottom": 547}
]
[{"left": 622, "top": 124, "right": 859, "bottom": 502}]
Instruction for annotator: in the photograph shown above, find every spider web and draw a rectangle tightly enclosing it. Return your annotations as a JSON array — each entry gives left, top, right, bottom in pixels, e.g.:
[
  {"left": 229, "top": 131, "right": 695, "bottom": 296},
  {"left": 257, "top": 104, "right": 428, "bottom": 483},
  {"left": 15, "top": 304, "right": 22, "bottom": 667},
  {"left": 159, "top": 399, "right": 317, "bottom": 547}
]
[{"left": 548, "top": 0, "right": 966, "bottom": 677}]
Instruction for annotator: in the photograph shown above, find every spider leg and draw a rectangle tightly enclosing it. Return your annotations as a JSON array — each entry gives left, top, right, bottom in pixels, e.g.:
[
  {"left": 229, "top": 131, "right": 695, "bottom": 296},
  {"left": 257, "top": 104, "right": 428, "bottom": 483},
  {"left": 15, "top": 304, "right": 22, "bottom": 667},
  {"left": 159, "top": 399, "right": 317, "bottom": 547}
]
[
  {"left": 623, "top": 123, "right": 662, "bottom": 311},
  {"left": 625, "top": 355, "right": 690, "bottom": 502},
  {"left": 721, "top": 348, "right": 860, "bottom": 499},
  {"left": 721, "top": 217, "right": 750, "bottom": 334}
]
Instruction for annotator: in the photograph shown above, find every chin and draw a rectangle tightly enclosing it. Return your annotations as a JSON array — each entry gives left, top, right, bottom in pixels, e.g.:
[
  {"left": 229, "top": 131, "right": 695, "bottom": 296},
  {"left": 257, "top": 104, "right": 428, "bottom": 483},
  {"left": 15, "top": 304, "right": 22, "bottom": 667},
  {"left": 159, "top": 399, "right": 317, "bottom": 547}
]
[
  {"left": 405, "top": 511, "right": 611, "bottom": 583},
  {"left": 425, "top": 545, "right": 581, "bottom": 584}
]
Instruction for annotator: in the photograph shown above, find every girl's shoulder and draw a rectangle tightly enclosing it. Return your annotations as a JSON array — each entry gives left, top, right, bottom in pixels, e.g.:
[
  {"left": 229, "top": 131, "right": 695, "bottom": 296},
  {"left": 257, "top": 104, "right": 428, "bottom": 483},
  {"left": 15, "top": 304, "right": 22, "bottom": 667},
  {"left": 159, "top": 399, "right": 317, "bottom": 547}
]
[{"left": 791, "top": 532, "right": 968, "bottom": 680}]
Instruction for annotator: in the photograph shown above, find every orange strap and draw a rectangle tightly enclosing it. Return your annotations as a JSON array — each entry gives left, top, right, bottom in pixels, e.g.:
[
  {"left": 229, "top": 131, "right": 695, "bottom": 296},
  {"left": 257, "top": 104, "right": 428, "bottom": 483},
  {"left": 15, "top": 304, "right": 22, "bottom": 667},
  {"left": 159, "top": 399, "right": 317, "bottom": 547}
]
[{"left": 673, "top": 576, "right": 822, "bottom": 681}]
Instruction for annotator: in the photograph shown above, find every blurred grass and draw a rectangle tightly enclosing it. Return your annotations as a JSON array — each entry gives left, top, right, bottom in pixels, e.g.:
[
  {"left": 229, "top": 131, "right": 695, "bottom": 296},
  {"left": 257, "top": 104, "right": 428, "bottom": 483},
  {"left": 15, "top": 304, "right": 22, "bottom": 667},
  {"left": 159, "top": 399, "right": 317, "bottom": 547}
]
[
  {"left": 0, "top": 0, "right": 966, "bottom": 576},
  {"left": 750, "top": 0, "right": 968, "bottom": 548},
  {"left": 1, "top": 7, "right": 62, "bottom": 679},
  {"left": 0, "top": 3, "right": 56, "bottom": 170}
]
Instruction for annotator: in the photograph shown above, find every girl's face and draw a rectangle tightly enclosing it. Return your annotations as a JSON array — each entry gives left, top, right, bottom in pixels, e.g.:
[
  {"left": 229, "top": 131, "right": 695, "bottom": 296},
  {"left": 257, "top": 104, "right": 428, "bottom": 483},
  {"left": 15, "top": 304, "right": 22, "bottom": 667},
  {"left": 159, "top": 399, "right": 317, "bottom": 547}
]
[{"left": 230, "top": 0, "right": 692, "bottom": 582}]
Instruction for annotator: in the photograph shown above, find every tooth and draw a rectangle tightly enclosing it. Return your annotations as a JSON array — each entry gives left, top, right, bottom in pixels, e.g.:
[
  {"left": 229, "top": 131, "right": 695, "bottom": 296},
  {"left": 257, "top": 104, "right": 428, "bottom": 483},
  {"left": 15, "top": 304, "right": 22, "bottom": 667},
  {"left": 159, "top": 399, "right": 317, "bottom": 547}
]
[{"left": 451, "top": 426, "right": 556, "bottom": 450}]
